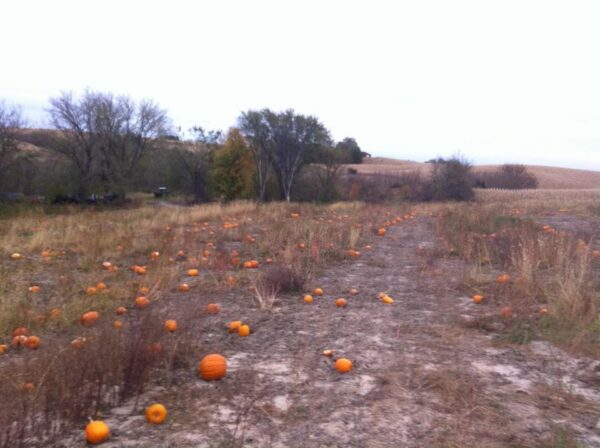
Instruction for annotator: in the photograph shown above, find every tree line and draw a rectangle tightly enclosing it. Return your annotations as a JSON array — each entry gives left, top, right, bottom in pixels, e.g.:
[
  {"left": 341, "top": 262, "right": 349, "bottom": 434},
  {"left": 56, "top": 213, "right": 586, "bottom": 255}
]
[{"left": 0, "top": 91, "right": 367, "bottom": 203}]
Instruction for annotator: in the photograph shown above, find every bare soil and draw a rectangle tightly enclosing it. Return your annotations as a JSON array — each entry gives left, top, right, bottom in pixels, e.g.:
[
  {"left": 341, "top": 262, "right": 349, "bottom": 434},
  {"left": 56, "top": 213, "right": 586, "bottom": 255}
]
[{"left": 58, "top": 217, "right": 600, "bottom": 447}]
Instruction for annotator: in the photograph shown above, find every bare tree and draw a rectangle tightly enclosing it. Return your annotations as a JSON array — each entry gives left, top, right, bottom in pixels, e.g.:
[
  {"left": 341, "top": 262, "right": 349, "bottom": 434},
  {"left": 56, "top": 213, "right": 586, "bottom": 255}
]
[
  {"left": 0, "top": 102, "right": 25, "bottom": 189},
  {"left": 49, "top": 90, "right": 169, "bottom": 197}
]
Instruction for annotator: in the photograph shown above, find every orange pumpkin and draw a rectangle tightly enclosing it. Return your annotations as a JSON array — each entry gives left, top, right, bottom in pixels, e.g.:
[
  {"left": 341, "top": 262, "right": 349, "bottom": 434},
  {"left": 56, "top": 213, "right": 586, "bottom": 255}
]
[
  {"left": 496, "top": 274, "right": 510, "bottom": 284},
  {"left": 312, "top": 288, "right": 324, "bottom": 296},
  {"left": 96, "top": 282, "right": 107, "bottom": 292},
  {"left": 0, "top": 344, "right": 7, "bottom": 355},
  {"left": 265, "top": 258, "right": 273, "bottom": 264},
  {"left": 376, "top": 228, "right": 386, "bottom": 236},
  {"left": 206, "top": 303, "right": 220, "bottom": 314},
  {"left": 335, "top": 358, "right": 353, "bottom": 373},
  {"left": 81, "top": 311, "right": 100, "bottom": 326},
  {"left": 85, "top": 420, "right": 110, "bottom": 445},
  {"left": 115, "top": 306, "right": 128, "bottom": 315},
  {"left": 472, "top": 294, "right": 484, "bottom": 304},
  {"left": 139, "top": 286, "right": 150, "bottom": 295},
  {"left": 10, "top": 253, "right": 22, "bottom": 260},
  {"left": 12, "top": 327, "right": 28, "bottom": 338},
  {"left": 113, "top": 320, "right": 123, "bottom": 330},
  {"left": 150, "top": 251, "right": 160, "bottom": 260},
  {"left": 28, "top": 285, "right": 40, "bottom": 293},
  {"left": 178, "top": 283, "right": 190, "bottom": 292},
  {"left": 381, "top": 295, "right": 394, "bottom": 304},
  {"left": 24, "top": 336, "right": 40, "bottom": 349},
  {"left": 227, "top": 321, "right": 243, "bottom": 333},
  {"left": 198, "top": 354, "right": 227, "bottom": 381},
  {"left": 165, "top": 319, "right": 177, "bottom": 332},
  {"left": 303, "top": 294, "right": 314, "bottom": 303},
  {"left": 12, "top": 335, "right": 27, "bottom": 347},
  {"left": 348, "top": 288, "right": 359, "bottom": 296},
  {"left": 86, "top": 286, "right": 98, "bottom": 296},
  {"left": 187, "top": 268, "right": 199, "bottom": 277},
  {"left": 539, "top": 307, "right": 549, "bottom": 316},
  {"left": 335, "top": 298, "right": 347, "bottom": 308},
  {"left": 134, "top": 296, "right": 150, "bottom": 309},
  {"left": 50, "top": 308, "right": 62, "bottom": 318},
  {"left": 145, "top": 403, "right": 168, "bottom": 424},
  {"left": 238, "top": 324, "right": 250, "bottom": 337}
]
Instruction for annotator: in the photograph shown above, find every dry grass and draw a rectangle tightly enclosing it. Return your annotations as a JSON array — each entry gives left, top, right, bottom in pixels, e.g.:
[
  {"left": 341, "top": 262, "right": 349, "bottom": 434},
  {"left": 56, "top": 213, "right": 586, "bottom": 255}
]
[
  {"left": 435, "top": 202, "right": 600, "bottom": 356},
  {"left": 0, "top": 200, "right": 405, "bottom": 447}
]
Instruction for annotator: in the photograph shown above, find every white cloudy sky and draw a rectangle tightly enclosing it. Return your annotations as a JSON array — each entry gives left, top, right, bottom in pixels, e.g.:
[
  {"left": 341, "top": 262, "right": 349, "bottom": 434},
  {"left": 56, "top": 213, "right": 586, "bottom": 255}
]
[{"left": 2, "top": 0, "right": 600, "bottom": 170}]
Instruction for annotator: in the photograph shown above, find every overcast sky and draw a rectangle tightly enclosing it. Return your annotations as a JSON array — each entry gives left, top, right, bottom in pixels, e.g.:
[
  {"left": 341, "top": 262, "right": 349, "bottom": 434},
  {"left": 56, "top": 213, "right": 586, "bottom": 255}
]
[{"left": 1, "top": 0, "right": 599, "bottom": 170}]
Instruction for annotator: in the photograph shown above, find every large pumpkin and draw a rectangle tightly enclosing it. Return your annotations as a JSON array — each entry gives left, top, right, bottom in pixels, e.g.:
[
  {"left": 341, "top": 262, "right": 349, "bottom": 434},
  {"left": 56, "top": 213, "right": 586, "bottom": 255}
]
[
  {"left": 198, "top": 354, "right": 227, "bottom": 381},
  {"left": 85, "top": 420, "right": 110, "bottom": 444},
  {"left": 145, "top": 403, "right": 168, "bottom": 424},
  {"left": 335, "top": 358, "right": 353, "bottom": 373}
]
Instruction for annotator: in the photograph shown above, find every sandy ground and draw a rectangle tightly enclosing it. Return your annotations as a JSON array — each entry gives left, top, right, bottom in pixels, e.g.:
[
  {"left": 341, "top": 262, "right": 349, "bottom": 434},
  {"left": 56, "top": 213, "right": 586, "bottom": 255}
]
[{"left": 56, "top": 217, "right": 600, "bottom": 447}]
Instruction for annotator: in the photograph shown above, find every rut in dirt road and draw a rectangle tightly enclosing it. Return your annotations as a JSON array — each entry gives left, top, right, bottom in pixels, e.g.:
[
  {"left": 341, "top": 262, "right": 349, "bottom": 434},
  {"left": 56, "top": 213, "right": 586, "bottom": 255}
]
[{"left": 60, "top": 217, "right": 600, "bottom": 448}]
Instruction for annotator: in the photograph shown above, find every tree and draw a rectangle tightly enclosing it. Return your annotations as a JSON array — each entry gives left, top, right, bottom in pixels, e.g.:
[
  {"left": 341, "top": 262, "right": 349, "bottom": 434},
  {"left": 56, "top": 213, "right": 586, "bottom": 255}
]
[
  {"left": 336, "top": 137, "right": 363, "bottom": 164},
  {"left": 48, "top": 90, "right": 169, "bottom": 197},
  {"left": 239, "top": 109, "right": 331, "bottom": 202},
  {"left": 212, "top": 128, "right": 255, "bottom": 201},
  {"left": 238, "top": 110, "right": 272, "bottom": 201},
  {"left": 0, "top": 102, "right": 26, "bottom": 191},
  {"left": 425, "top": 156, "right": 474, "bottom": 201},
  {"left": 174, "top": 126, "right": 221, "bottom": 203},
  {"left": 315, "top": 146, "right": 351, "bottom": 202}
]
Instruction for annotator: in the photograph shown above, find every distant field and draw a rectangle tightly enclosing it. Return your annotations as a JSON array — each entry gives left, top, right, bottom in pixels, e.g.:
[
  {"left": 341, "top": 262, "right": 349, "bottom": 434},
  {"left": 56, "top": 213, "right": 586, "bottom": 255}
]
[{"left": 348, "top": 157, "right": 600, "bottom": 190}]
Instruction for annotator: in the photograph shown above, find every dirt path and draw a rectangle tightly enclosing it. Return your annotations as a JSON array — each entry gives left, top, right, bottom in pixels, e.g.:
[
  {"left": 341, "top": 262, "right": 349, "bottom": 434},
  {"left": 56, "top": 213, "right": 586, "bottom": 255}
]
[{"left": 59, "top": 217, "right": 600, "bottom": 447}]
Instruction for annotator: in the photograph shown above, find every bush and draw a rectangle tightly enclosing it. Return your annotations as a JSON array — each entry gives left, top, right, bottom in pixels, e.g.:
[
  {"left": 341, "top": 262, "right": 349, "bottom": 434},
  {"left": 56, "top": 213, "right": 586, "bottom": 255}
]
[
  {"left": 475, "top": 164, "right": 538, "bottom": 189},
  {"left": 423, "top": 157, "right": 474, "bottom": 201}
]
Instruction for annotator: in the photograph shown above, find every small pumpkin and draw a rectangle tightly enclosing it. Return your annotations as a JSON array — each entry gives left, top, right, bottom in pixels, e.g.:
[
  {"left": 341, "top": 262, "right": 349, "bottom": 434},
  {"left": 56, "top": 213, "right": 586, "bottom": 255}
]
[
  {"left": 10, "top": 253, "right": 22, "bottom": 260},
  {"left": 472, "top": 294, "right": 484, "bottom": 304},
  {"left": 81, "top": 311, "right": 100, "bottom": 326},
  {"left": 28, "top": 285, "right": 40, "bottom": 293},
  {"left": 178, "top": 283, "right": 190, "bottom": 292},
  {"left": 381, "top": 295, "right": 394, "bottom": 305},
  {"left": 227, "top": 321, "right": 243, "bottom": 333},
  {"left": 86, "top": 286, "right": 98, "bottom": 296},
  {"left": 146, "top": 403, "right": 168, "bottom": 424},
  {"left": 303, "top": 294, "right": 314, "bottom": 303},
  {"left": 206, "top": 303, "right": 220, "bottom": 314},
  {"left": 0, "top": 344, "right": 7, "bottom": 354},
  {"left": 496, "top": 274, "right": 510, "bottom": 284},
  {"left": 139, "top": 286, "right": 150, "bottom": 295},
  {"left": 238, "top": 324, "right": 250, "bottom": 337},
  {"left": 85, "top": 420, "right": 110, "bottom": 445},
  {"left": 165, "top": 319, "right": 177, "bottom": 332},
  {"left": 376, "top": 228, "right": 386, "bottom": 236},
  {"left": 539, "top": 307, "right": 549, "bottom": 316},
  {"left": 114, "top": 320, "right": 123, "bottom": 330},
  {"left": 115, "top": 306, "right": 128, "bottom": 315},
  {"left": 24, "top": 335, "right": 41, "bottom": 349},
  {"left": 134, "top": 296, "right": 150, "bottom": 309},
  {"left": 348, "top": 288, "right": 359, "bottom": 296},
  {"left": 12, "top": 327, "right": 28, "bottom": 338},
  {"left": 335, "top": 358, "right": 353, "bottom": 373},
  {"left": 501, "top": 306, "right": 513, "bottom": 318},
  {"left": 96, "top": 282, "right": 107, "bottom": 292},
  {"left": 312, "top": 287, "right": 324, "bottom": 296},
  {"left": 187, "top": 268, "right": 199, "bottom": 277},
  {"left": 198, "top": 354, "right": 227, "bottom": 381},
  {"left": 335, "top": 298, "right": 347, "bottom": 308}
]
